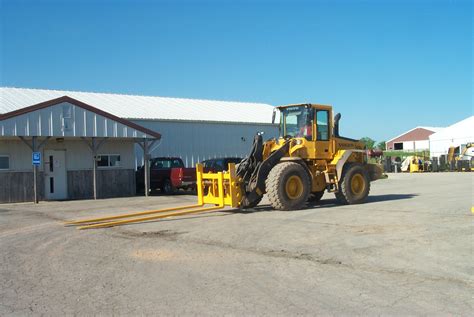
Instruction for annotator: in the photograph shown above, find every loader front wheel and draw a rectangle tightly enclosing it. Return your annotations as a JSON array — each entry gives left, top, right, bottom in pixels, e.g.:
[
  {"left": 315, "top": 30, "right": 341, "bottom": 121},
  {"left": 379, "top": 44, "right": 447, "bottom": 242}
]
[
  {"left": 266, "top": 162, "right": 310, "bottom": 210},
  {"left": 335, "top": 164, "right": 370, "bottom": 204}
]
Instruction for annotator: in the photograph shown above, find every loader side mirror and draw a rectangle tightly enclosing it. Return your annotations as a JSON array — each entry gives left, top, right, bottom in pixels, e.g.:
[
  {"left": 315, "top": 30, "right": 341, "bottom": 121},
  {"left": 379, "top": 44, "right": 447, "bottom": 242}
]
[{"left": 272, "top": 108, "right": 277, "bottom": 124}]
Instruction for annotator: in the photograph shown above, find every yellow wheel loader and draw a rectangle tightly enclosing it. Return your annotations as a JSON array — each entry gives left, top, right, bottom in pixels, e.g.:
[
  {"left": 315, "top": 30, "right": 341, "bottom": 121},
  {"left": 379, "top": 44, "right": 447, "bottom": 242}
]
[
  {"left": 236, "top": 103, "right": 383, "bottom": 210},
  {"left": 67, "top": 103, "right": 384, "bottom": 229}
]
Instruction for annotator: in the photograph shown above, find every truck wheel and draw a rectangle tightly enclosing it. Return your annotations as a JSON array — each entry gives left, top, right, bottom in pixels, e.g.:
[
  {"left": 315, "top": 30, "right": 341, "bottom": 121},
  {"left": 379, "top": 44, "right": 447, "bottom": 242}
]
[
  {"left": 266, "top": 162, "right": 311, "bottom": 211},
  {"left": 308, "top": 191, "right": 324, "bottom": 203},
  {"left": 335, "top": 164, "right": 370, "bottom": 204},
  {"left": 162, "top": 179, "right": 177, "bottom": 195}
]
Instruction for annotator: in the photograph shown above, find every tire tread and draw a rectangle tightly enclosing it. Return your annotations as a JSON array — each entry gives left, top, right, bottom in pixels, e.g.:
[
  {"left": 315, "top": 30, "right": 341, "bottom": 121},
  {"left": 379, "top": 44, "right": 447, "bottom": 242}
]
[{"left": 266, "top": 162, "right": 311, "bottom": 210}]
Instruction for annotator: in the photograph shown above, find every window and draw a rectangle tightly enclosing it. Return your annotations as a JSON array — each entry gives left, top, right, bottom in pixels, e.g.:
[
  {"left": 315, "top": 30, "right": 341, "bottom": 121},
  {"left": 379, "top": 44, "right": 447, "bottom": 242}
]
[
  {"left": 316, "top": 110, "right": 329, "bottom": 141},
  {"left": 226, "top": 158, "right": 242, "bottom": 165},
  {"left": 97, "top": 154, "right": 121, "bottom": 168},
  {"left": 394, "top": 143, "right": 403, "bottom": 150},
  {"left": 170, "top": 159, "right": 183, "bottom": 168},
  {"left": 280, "top": 106, "right": 314, "bottom": 140},
  {"left": 151, "top": 158, "right": 184, "bottom": 169},
  {"left": 62, "top": 104, "right": 73, "bottom": 131},
  {"left": 214, "top": 159, "right": 225, "bottom": 171},
  {"left": 203, "top": 160, "right": 213, "bottom": 169},
  {"left": 0, "top": 155, "right": 10, "bottom": 170}
]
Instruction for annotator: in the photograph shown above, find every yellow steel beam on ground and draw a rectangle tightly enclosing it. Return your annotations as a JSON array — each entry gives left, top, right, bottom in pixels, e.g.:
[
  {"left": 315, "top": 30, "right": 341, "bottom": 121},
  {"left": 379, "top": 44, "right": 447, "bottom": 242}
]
[
  {"left": 77, "top": 205, "right": 224, "bottom": 230},
  {"left": 65, "top": 204, "right": 203, "bottom": 225}
]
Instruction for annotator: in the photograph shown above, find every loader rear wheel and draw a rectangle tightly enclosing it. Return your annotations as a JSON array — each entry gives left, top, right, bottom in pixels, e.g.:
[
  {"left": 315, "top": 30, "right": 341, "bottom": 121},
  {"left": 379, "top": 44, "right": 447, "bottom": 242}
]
[
  {"left": 266, "top": 162, "right": 310, "bottom": 211},
  {"left": 335, "top": 164, "right": 370, "bottom": 204}
]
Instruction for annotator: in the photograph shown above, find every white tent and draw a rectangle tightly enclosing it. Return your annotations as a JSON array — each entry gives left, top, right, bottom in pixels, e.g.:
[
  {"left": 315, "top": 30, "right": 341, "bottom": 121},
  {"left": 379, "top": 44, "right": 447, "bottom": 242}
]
[{"left": 429, "top": 116, "right": 474, "bottom": 158}]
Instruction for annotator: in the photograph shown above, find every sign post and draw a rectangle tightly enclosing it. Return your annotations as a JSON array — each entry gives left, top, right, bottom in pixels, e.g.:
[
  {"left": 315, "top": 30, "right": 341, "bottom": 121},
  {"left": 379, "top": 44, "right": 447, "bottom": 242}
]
[{"left": 32, "top": 151, "right": 41, "bottom": 203}]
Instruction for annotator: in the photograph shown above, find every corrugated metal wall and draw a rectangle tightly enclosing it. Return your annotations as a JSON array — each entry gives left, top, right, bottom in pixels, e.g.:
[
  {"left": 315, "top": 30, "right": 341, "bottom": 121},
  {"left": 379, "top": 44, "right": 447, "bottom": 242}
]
[
  {"left": 132, "top": 120, "right": 279, "bottom": 168},
  {"left": 0, "top": 101, "right": 154, "bottom": 139}
]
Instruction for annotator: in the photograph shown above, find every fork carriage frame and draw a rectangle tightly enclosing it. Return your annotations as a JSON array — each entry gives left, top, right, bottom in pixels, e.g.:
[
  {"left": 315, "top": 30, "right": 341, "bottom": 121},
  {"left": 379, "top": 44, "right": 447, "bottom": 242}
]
[{"left": 65, "top": 163, "right": 241, "bottom": 229}]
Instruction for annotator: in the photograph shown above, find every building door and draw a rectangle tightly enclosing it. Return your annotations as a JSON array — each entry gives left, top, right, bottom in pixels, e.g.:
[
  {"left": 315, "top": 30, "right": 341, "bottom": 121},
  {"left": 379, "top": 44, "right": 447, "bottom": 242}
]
[{"left": 44, "top": 150, "right": 67, "bottom": 200}]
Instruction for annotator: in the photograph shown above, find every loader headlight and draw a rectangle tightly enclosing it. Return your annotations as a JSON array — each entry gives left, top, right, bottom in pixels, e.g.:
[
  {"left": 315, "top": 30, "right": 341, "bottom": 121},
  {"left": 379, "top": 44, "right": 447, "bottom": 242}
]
[{"left": 295, "top": 139, "right": 303, "bottom": 145}]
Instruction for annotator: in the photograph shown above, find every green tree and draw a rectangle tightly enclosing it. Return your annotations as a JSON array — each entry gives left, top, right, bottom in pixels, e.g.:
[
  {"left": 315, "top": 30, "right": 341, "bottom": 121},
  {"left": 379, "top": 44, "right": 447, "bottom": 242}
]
[
  {"left": 376, "top": 141, "right": 386, "bottom": 150},
  {"left": 360, "top": 137, "right": 376, "bottom": 150}
]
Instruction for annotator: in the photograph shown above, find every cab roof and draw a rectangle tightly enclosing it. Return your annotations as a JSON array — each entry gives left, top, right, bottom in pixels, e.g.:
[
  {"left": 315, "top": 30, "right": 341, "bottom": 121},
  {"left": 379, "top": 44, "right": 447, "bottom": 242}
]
[{"left": 276, "top": 103, "right": 333, "bottom": 111}]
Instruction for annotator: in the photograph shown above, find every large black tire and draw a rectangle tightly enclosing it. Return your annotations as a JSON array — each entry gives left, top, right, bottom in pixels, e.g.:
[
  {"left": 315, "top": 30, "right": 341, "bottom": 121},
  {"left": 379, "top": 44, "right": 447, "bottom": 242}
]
[
  {"left": 335, "top": 164, "right": 370, "bottom": 204},
  {"left": 162, "top": 179, "right": 177, "bottom": 195},
  {"left": 308, "top": 191, "right": 324, "bottom": 203},
  {"left": 266, "top": 162, "right": 311, "bottom": 211}
]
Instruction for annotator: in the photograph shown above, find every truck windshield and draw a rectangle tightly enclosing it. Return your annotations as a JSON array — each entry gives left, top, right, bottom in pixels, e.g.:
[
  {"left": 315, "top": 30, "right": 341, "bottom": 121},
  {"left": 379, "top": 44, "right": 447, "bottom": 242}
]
[{"left": 280, "top": 106, "right": 314, "bottom": 140}]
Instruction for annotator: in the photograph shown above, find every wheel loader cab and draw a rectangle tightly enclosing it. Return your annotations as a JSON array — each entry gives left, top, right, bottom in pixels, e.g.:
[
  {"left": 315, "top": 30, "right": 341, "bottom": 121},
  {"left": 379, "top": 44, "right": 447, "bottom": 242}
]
[
  {"left": 277, "top": 104, "right": 333, "bottom": 160},
  {"left": 279, "top": 105, "right": 314, "bottom": 140}
]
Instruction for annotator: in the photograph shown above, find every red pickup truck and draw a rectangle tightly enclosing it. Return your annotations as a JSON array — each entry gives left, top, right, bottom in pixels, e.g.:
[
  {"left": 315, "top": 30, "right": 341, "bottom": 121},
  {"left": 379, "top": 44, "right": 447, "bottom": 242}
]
[{"left": 136, "top": 157, "right": 196, "bottom": 194}]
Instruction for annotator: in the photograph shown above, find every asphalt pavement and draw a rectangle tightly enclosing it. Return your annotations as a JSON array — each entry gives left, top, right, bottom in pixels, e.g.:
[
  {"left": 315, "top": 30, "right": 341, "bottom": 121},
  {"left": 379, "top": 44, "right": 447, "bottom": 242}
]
[{"left": 0, "top": 172, "right": 472, "bottom": 315}]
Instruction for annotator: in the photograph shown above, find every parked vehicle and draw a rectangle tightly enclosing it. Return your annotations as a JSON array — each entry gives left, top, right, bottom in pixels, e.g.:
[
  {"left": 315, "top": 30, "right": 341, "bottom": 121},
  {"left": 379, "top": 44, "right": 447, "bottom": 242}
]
[
  {"left": 202, "top": 157, "right": 242, "bottom": 173},
  {"left": 136, "top": 157, "right": 196, "bottom": 194}
]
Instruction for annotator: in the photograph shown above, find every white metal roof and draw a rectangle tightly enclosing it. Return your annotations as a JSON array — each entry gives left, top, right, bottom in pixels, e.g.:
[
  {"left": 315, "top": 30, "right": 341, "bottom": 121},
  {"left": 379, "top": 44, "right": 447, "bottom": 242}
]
[
  {"left": 0, "top": 87, "right": 275, "bottom": 124},
  {"left": 429, "top": 116, "right": 474, "bottom": 141}
]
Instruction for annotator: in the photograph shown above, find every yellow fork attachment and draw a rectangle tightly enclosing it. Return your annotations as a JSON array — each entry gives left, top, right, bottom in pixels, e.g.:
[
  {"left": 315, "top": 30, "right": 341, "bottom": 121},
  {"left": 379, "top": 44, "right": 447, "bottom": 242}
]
[{"left": 65, "top": 163, "right": 242, "bottom": 229}]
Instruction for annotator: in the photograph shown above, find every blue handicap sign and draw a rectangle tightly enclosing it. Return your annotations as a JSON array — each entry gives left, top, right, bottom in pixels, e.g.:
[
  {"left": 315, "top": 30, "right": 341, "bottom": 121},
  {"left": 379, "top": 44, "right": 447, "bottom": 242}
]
[{"left": 32, "top": 152, "right": 41, "bottom": 166}]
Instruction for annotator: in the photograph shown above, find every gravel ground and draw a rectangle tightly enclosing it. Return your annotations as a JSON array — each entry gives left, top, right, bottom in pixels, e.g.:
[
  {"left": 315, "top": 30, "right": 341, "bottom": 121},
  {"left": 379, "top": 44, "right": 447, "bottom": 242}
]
[{"left": 0, "top": 172, "right": 472, "bottom": 315}]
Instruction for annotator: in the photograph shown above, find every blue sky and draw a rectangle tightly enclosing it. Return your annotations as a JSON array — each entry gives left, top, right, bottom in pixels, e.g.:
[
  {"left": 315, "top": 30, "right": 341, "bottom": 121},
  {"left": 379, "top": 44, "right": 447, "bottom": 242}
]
[{"left": 1, "top": 0, "right": 472, "bottom": 141}]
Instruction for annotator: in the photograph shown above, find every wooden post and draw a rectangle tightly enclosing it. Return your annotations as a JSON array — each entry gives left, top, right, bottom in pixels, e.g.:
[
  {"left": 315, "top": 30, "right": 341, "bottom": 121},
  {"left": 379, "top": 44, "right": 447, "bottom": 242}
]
[
  {"left": 92, "top": 138, "right": 97, "bottom": 200},
  {"left": 81, "top": 137, "right": 106, "bottom": 200},
  {"left": 136, "top": 139, "right": 157, "bottom": 197},
  {"left": 144, "top": 140, "right": 149, "bottom": 197}
]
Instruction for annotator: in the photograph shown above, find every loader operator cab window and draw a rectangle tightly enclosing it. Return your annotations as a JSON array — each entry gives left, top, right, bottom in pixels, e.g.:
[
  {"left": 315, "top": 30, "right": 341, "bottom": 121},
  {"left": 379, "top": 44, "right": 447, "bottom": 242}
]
[
  {"left": 280, "top": 106, "right": 314, "bottom": 141},
  {"left": 316, "top": 110, "right": 329, "bottom": 141}
]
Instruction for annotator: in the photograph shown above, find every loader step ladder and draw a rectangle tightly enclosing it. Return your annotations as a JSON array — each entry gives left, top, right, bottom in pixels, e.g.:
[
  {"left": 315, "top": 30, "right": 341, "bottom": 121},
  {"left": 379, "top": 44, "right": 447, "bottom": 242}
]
[{"left": 65, "top": 163, "right": 241, "bottom": 230}]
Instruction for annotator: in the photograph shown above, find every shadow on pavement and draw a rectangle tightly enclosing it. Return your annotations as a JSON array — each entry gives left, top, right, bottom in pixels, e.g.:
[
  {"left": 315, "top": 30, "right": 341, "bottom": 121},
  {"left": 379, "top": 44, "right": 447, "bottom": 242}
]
[
  {"left": 136, "top": 189, "right": 197, "bottom": 197},
  {"left": 365, "top": 193, "right": 418, "bottom": 203},
  {"left": 113, "top": 193, "right": 418, "bottom": 227},
  {"left": 237, "top": 193, "right": 418, "bottom": 213}
]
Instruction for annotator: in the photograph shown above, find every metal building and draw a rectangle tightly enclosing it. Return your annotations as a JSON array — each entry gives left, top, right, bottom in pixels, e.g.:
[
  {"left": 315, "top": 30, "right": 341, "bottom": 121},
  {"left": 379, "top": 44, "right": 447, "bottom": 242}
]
[
  {"left": 1, "top": 87, "right": 278, "bottom": 168},
  {"left": 0, "top": 87, "right": 278, "bottom": 203},
  {"left": 386, "top": 126, "right": 444, "bottom": 151},
  {"left": 429, "top": 116, "right": 474, "bottom": 158},
  {"left": 0, "top": 95, "right": 160, "bottom": 203}
]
